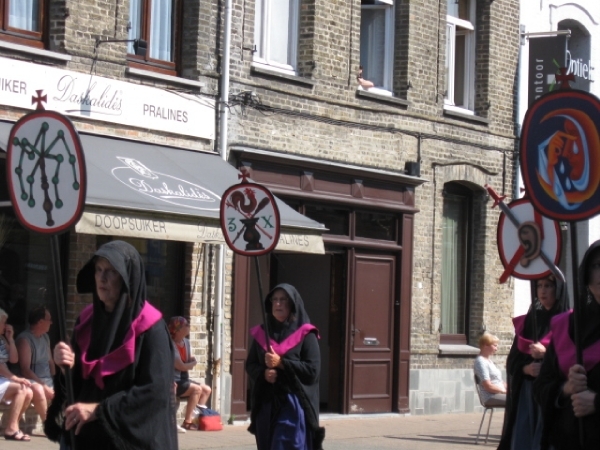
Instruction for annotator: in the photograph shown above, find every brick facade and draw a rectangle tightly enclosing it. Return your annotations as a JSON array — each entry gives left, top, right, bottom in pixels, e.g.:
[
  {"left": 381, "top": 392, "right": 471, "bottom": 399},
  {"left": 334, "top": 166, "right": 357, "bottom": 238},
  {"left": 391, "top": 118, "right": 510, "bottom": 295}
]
[{"left": 0, "top": 0, "right": 520, "bottom": 424}]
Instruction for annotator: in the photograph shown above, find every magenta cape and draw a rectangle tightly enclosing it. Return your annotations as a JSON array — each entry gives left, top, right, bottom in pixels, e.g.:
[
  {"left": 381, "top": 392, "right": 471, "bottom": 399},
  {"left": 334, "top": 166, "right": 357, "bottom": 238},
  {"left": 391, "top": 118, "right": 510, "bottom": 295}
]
[
  {"left": 250, "top": 323, "right": 320, "bottom": 355},
  {"left": 513, "top": 314, "right": 552, "bottom": 354},
  {"left": 551, "top": 310, "right": 600, "bottom": 376},
  {"left": 75, "top": 301, "right": 162, "bottom": 388}
]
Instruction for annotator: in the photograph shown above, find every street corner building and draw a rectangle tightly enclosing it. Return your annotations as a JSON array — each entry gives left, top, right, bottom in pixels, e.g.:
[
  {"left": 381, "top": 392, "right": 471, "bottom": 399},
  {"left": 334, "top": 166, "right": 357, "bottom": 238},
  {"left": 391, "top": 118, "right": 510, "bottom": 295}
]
[{"left": 0, "top": 0, "right": 524, "bottom": 432}]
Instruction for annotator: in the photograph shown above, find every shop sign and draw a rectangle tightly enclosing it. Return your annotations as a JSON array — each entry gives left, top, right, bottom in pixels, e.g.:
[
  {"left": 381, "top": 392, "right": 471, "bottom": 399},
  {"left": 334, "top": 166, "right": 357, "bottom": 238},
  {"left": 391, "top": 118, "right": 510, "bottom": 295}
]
[
  {"left": 566, "top": 50, "right": 593, "bottom": 92},
  {"left": 76, "top": 210, "right": 324, "bottom": 253},
  {"left": 0, "top": 57, "right": 215, "bottom": 140},
  {"left": 112, "top": 157, "right": 221, "bottom": 211},
  {"left": 528, "top": 35, "right": 567, "bottom": 106}
]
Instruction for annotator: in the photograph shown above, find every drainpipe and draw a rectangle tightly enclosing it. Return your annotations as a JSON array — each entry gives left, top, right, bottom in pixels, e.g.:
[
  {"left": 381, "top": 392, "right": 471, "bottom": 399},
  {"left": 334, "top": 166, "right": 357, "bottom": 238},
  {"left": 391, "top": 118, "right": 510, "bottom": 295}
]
[{"left": 213, "top": 0, "right": 232, "bottom": 415}]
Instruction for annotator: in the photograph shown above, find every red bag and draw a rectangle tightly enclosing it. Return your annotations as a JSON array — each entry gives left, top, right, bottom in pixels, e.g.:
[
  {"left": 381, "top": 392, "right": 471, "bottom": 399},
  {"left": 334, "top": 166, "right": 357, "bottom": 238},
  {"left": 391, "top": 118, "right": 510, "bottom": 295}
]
[{"left": 198, "top": 414, "right": 223, "bottom": 431}]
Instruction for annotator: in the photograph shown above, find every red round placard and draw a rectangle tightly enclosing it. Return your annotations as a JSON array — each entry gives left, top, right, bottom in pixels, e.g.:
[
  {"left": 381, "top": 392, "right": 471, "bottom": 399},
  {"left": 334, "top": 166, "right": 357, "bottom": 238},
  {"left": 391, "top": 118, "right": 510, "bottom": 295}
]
[
  {"left": 6, "top": 111, "right": 86, "bottom": 235},
  {"left": 520, "top": 89, "right": 600, "bottom": 221},
  {"left": 497, "top": 198, "right": 561, "bottom": 281},
  {"left": 220, "top": 180, "right": 281, "bottom": 256}
]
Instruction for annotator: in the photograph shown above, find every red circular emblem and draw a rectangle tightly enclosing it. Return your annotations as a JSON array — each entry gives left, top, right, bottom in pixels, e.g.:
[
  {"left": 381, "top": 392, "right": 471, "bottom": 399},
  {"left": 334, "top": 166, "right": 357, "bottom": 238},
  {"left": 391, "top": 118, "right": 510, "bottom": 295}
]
[
  {"left": 6, "top": 111, "right": 86, "bottom": 235},
  {"left": 220, "top": 179, "right": 281, "bottom": 256}
]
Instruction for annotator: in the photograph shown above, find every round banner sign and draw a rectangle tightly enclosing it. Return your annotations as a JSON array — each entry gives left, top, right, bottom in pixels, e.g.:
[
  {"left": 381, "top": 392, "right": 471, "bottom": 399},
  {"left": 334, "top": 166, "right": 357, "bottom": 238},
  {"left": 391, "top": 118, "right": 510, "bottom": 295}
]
[
  {"left": 520, "top": 89, "right": 600, "bottom": 221},
  {"left": 6, "top": 110, "right": 86, "bottom": 234},
  {"left": 497, "top": 198, "right": 561, "bottom": 281},
  {"left": 220, "top": 179, "right": 281, "bottom": 256}
]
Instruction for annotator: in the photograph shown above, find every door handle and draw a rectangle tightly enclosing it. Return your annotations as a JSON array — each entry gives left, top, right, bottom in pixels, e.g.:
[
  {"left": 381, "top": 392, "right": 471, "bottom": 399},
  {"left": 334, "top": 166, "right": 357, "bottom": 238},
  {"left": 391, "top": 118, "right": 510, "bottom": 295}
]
[{"left": 363, "top": 337, "right": 379, "bottom": 346}]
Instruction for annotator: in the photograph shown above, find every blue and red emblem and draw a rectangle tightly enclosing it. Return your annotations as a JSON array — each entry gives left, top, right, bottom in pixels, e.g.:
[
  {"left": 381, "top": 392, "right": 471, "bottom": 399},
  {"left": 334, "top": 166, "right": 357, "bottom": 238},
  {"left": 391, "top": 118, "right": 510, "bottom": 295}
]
[{"left": 520, "top": 84, "right": 600, "bottom": 221}]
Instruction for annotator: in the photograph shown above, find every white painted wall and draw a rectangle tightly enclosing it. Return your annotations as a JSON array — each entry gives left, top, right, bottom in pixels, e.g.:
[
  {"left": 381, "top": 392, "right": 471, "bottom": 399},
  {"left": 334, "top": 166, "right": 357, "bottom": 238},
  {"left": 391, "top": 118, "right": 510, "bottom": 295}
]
[{"left": 514, "top": 1, "right": 600, "bottom": 317}]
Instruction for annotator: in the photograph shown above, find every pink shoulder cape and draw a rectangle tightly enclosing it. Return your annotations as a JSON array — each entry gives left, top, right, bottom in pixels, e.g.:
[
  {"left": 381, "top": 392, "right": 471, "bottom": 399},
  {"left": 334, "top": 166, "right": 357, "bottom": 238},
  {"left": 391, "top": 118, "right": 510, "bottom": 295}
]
[
  {"left": 75, "top": 301, "right": 162, "bottom": 389},
  {"left": 551, "top": 310, "right": 600, "bottom": 377},
  {"left": 250, "top": 324, "right": 320, "bottom": 355},
  {"left": 512, "top": 314, "right": 552, "bottom": 354}
]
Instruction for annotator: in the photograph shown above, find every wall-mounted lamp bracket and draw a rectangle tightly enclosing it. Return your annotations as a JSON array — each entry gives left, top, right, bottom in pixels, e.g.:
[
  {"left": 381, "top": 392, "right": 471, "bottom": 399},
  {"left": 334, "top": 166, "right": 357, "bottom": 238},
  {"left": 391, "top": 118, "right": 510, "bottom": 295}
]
[{"left": 95, "top": 38, "right": 147, "bottom": 57}]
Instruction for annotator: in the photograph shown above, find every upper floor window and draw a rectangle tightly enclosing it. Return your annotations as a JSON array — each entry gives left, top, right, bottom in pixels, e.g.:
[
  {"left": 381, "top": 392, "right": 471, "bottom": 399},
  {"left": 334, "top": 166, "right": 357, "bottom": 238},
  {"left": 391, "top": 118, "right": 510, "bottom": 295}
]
[
  {"left": 445, "top": 0, "right": 475, "bottom": 112},
  {"left": 360, "top": 0, "right": 395, "bottom": 94},
  {"left": 440, "top": 182, "right": 473, "bottom": 344},
  {"left": 0, "top": 0, "right": 45, "bottom": 48},
  {"left": 254, "top": 0, "right": 300, "bottom": 74},
  {"left": 128, "top": 0, "right": 181, "bottom": 74}
]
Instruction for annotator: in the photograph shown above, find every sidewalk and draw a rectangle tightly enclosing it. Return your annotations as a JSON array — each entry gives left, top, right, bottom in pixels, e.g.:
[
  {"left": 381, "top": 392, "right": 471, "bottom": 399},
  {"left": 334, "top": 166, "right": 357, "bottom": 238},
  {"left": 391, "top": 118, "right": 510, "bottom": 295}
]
[{"left": 3, "top": 411, "right": 504, "bottom": 449}]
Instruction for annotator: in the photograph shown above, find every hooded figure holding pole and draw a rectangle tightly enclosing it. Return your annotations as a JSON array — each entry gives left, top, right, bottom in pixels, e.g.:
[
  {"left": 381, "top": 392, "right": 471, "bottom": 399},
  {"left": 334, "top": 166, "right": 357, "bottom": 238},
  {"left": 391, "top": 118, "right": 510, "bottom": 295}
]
[
  {"left": 498, "top": 275, "right": 568, "bottom": 450},
  {"left": 246, "top": 283, "right": 325, "bottom": 450},
  {"left": 534, "top": 240, "right": 600, "bottom": 449},
  {"left": 44, "top": 240, "right": 177, "bottom": 449}
]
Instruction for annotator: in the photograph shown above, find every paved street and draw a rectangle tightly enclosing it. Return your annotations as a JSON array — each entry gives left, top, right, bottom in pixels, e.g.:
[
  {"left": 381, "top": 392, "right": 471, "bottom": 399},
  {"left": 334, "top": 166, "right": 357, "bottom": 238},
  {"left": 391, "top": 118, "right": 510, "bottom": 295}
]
[{"left": 4, "top": 411, "right": 504, "bottom": 449}]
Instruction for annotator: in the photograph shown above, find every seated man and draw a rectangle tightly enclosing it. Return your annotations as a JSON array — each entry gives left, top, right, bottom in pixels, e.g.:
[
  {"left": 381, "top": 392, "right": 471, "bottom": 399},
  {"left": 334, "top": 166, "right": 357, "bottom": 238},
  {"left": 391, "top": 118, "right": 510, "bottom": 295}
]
[
  {"left": 16, "top": 305, "right": 55, "bottom": 399},
  {"left": 168, "top": 316, "right": 211, "bottom": 431},
  {"left": 15, "top": 305, "right": 55, "bottom": 421}
]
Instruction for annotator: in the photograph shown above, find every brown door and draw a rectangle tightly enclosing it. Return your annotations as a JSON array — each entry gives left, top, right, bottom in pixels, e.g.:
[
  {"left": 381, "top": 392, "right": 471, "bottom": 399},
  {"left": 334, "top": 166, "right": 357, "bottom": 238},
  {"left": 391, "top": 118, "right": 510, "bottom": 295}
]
[
  {"left": 345, "top": 251, "right": 395, "bottom": 413},
  {"left": 230, "top": 254, "right": 270, "bottom": 418}
]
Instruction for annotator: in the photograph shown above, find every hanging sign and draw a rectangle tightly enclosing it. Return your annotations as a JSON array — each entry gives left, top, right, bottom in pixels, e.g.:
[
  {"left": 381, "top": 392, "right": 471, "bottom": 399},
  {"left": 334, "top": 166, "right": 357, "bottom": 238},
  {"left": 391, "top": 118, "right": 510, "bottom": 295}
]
[
  {"left": 220, "top": 174, "right": 281, "bottom": 256},
  {"left": 520, "top": 75, "right": 600, "bottom": 221},
  {"left": 528, "top": 35, "right": 568, "bottom": 106},
  {"left": 6, "top": 94, "right": 86, "bottom": 234},
  {"left": 496, "top": 197, "right": 562, "bottom": 282}
]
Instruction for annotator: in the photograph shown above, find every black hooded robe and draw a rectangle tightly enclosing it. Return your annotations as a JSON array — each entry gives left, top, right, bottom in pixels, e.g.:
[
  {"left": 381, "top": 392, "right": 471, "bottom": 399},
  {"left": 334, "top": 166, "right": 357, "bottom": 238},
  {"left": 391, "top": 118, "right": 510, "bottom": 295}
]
[
  {"left": 246, "top": 283, "right": 325, "bottom": 450},
  {"left": 533, "top": 241, "right": 600, "bottom": 450},
  {"left": 498, "top": 279, "right": 568, "bottom": 450},
  {"left": 45, "top": 241, "right": 177, "bottom": 450}
]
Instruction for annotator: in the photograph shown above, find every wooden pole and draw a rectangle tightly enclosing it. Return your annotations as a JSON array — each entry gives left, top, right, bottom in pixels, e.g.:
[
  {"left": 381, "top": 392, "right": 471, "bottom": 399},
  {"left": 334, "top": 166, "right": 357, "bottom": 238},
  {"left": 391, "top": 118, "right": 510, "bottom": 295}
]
[
  {"left": 50, "top": 235, "right": 77, "bottom": 450},
  {"left": 529, "top": 280, "right": 538, "bottom": 346},
  {"left": 253, "top": 256, "right": 271, "bottom": 350},
  {"left": 568, "top": 222, "right": 584, "bottom": 446}
]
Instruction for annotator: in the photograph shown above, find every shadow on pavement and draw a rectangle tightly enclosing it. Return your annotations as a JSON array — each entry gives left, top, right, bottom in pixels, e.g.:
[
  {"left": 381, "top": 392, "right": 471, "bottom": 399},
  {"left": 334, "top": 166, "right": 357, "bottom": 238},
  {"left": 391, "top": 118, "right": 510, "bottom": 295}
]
[{"left": 383, "top": 433, "right": 501, "bottom": 446}]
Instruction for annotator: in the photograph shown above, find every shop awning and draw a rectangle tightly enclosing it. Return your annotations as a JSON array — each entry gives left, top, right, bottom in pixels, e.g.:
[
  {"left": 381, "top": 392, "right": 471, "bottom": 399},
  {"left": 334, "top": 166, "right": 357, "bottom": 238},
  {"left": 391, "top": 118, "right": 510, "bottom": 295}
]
[{"left": 0, "top": 122, "right": 325, "bottom": 254}]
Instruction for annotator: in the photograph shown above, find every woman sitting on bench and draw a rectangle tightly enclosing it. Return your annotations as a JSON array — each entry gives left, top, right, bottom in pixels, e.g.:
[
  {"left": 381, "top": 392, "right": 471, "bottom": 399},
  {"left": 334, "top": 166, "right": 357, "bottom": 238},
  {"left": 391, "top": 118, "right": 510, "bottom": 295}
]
[
  {"left": 168, "top": 316, "right": 211, "bottom": 431},
  {"left": 0, "top": 307, "right": 34, "bottom": 442}
]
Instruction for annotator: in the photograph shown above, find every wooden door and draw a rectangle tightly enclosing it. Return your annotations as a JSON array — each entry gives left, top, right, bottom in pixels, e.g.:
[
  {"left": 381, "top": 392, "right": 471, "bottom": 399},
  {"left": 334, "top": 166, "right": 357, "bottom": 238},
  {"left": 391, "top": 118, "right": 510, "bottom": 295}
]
[
  {"left": 230, "top": 254, "right": 270, "bottom": 418},
  {"left": 345, "top": 251, "right": 395, "bottom": 413}
]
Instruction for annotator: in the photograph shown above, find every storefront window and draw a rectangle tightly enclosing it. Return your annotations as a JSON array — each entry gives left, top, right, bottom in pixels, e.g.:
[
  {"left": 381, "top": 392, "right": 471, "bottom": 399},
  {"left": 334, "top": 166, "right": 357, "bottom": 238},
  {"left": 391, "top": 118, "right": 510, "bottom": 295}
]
[
  {"left": 355, "top": 211, "right": 396, "bottom": 241},
  {"left": 0, "top": 208, "right": 58, "bottom": 342},
  {"left": 0, "top": 211, "right": 185, "bottom": 348},
  {"left": 305, "top": 205, "right": 349, "bottom": 236},
  {"left": 97, "top": 236, "right": 184, "bottom": 319}
]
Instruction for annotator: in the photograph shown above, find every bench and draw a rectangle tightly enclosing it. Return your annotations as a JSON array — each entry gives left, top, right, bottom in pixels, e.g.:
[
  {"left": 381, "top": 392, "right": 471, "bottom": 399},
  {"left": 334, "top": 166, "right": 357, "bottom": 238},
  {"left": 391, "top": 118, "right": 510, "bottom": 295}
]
[{"left": 0, "top": 403, "right": 44, "bottom": 435}]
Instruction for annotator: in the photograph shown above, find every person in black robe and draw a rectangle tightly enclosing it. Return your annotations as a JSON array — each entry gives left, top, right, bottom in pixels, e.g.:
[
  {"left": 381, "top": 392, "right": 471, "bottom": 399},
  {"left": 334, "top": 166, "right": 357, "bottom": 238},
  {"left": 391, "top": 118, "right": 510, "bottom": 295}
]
[
  {"left": 246, "top": 283, "right": 325, "bottom": 450},
  {"left": 44, "top": 240, "right": 177, "bottom": 449},
  {"left": 533, "top": 240, "right": 600, "bottom": 449},
  {"left": 498, "top": 275, "right": 568, "bottom": 450}
]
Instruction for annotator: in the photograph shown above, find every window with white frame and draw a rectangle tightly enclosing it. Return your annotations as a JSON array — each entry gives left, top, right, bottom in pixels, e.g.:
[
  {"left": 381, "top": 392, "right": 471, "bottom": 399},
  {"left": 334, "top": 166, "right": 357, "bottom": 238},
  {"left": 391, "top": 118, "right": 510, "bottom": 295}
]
[
  {"left": 445, "top": 0, "right": 475, "bottom": 111},
  {"left": 254, "top": 0, "right": 300, "bottom": 73},
  {"left": 360, "top": 0, "right": 395, "bottom": 93},
  {"left": 0, "top": 0, "right": 45, "bottom": 47}
]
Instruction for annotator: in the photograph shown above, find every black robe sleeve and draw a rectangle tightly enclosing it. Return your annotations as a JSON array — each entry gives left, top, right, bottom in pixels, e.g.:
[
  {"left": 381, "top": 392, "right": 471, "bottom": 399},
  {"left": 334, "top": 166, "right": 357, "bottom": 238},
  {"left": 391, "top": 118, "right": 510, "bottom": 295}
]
[
  {"left": 45, "top": 321, "right": 177, "bottom": 450},
  {"left": 95, "top": 321, "right": 177, "bottom": 450},
  {"left": 498, "top": 336, "right": 534, "bottom": 450}
]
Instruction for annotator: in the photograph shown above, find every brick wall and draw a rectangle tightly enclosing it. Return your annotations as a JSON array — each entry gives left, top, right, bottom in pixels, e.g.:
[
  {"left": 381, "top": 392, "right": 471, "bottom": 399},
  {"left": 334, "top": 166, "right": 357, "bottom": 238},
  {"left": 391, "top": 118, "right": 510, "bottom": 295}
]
[
  {"left": 224, "top": 0, "right": 520, "bottom": 369},
  {"left": 0, "top": 0, "right": 520, "bottom": 416}
]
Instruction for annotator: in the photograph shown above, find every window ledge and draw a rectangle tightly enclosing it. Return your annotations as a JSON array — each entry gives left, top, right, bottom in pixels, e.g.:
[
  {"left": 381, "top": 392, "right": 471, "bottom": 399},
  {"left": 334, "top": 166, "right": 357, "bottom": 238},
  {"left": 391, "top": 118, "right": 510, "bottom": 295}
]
[
  {"left": 0, "top": 40, "right": 71, "bottom": 62},
  {"left": 126, "top": 67, "right": 204, "bottom": 90},
  {"left": 438, "top": 344, "right": 480, "bottom": 356},
  {"left": 251, "top": 63, "right": 316, "bottom": 88},
  {"left": 443, "top": 107, "right": 489, "bottom": 125},
  {"left": 356, "top": 89, "right": 409, "bottom": 107}
]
